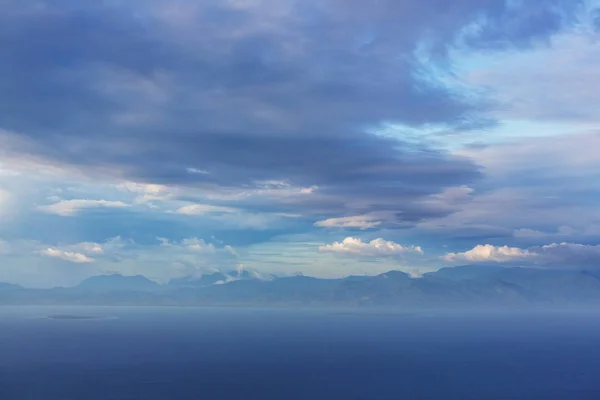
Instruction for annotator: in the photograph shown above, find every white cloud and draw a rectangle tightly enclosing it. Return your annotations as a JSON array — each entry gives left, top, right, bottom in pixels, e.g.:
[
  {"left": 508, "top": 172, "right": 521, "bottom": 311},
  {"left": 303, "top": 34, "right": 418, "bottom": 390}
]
[
  {"left": 186, "top": 167, "right": 209, "bottom": 175},
  {"left": 41, "top": 248, "right": 95, "bottom": 263},
  {"left": 116, "top": 182, "right": 173, "bottom": 204},
  {"left": 225, "top": 245, "right": 239, "bottom": 256},
  {"left": 534, "top": 242, "right": 600, "bottom": 266},
  {"left": 181, "top": 238, "right": 216, "bottom": 252},
  {"left": 175, "top": 204, "right": 239, "bottom": 215},
  {"left": 319, "top": 237, "right": 424, "bottom": 258},
  {"left": 457, "top": 132, "right": 600, "bottom": 177},
  {"left": 38, "top": 240, "right": 111, "bottom": 263},
  {"left": 157, "top": 237, "right": 217, "bottom": 253},
  {"left": 314, "top": 215, "right": 382, "bottom": 230},
  {"left": 443, "top": 244, "right": 532, "bottom": 263},
  {"left": 0, "top": 188, "right": 10, "bottom": 215},
  {"left": 0, "top": 235, "right": 241, "bottom": 287},
  {"left": 71, "top": 242, "right": 105, "bottom": 254},
  {"left": 198, "top": 180, "right": 318, "bottom": 201},
  {"left": 38, "top": 199, "right": 130, "bottom": 216},
  {"left": 457, "top": 30, "right": 600, "bottom": 124},
  {"left": 443, "top": 242, "right": 600, "bottom": 267}
]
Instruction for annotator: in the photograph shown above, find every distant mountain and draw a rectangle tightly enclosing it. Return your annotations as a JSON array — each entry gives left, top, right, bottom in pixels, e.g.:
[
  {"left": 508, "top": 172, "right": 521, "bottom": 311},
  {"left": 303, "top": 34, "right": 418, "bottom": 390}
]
[
  {"left": 3, "top": 267, "right": 600, "bottom": 307},
  {"left": 168, "top": 268, "right": 276, "bottom": 289},
  {"left": 0, "top": 282, "right": 22, "bottom": 291},
  {"left": 428, "top": 266, "right": 600, "bottom": 303},
  {"left": 425, "top": 265, "right": 508, "bottom": 281},
  {"left": 76, "top": 274, "right": 161, "bottom": 293},
  {"left": 226, "top": 268, "right": 276, "bottom": 281},
  {"left": 168, "top": 272, "right": 230, "bottom": 288}
]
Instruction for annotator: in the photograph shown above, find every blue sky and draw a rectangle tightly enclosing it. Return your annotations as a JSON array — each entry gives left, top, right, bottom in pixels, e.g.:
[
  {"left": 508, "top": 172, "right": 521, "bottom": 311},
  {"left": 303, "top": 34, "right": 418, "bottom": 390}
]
[{"left": 1, "top": 0, "right": 600, "bottom": 287}]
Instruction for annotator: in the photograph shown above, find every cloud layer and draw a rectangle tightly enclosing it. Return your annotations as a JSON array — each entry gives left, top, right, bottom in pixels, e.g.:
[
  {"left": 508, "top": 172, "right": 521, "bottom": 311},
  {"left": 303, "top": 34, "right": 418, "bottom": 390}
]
[
  {"left": 0, "top": 0, "right": 598, "bottom": 286},
  {"left": 0, "top": 0, "right": 585, "bottom": 223}
]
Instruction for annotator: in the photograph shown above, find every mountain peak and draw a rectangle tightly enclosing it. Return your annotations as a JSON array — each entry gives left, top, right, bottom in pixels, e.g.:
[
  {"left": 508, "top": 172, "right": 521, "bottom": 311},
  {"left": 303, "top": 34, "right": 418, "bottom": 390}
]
[{"left": 76, "top": 274, "right": 160, "bottom": 292}]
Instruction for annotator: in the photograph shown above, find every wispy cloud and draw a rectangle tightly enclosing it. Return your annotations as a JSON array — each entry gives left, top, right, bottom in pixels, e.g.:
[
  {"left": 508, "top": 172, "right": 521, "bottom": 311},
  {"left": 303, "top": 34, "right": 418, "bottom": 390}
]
[
  {"left": 38, "top": 199, "right": 130, "bottom": 216},
  {"left": 314, "top": 215, "right": 383, "bottom": 230},
  {"left": 41, "top": 248, "right": 95, "bottom": 263},
  {"left": 175, "top": 204, "right": 239, "bottom": 215}
]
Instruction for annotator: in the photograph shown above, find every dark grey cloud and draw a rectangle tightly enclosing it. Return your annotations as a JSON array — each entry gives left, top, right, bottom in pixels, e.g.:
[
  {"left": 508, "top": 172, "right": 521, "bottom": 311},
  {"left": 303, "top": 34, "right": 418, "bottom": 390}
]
[
  {"left": 460, "top": 0, "right": 582, "bottom": 49},
  {"left": 593, "top": 8, "right": 600, "bottom": 31},
  {"left": 0, "top": 0, "right": 584, "bottom": 222}
]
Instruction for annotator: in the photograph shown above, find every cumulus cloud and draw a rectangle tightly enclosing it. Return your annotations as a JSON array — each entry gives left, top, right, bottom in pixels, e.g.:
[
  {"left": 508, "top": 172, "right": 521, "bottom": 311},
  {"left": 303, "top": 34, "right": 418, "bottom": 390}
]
[
  {"left": 36, "top": 239, "right": 119, "bottom": 264},
  {"left": 534, "top": 242, "right": 600, "bottom": 267},
  {"left": 0, "top": 235, "right": 240, "bottom": 286},
  {"left": 444, "top": 242, "right": 600, "bottom": 268},
  {"left": 38, "top": 199, "right": 130, "bottom": 216},
  {"left": 443, "top": 244, "right": 532, "bottom": 263},
  {"left": 314, "top": 215, "right": 383, "bottom": 230},
  {"left": 41, "top": 248, "right": 95, "bottom": 263},
  {"left": 319, "top": 237, "right": 424, "bottom": 258}
]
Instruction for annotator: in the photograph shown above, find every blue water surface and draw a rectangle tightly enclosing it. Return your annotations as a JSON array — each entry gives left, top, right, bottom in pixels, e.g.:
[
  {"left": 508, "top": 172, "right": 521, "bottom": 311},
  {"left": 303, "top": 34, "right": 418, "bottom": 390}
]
[{"left": 1, "top": 307, "right": 600, "bottom": 399}]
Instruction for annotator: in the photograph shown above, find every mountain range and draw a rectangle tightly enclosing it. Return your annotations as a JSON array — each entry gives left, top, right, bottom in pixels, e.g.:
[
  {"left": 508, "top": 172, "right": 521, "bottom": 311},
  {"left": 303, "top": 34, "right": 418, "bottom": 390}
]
[{"left": 2, "top": 266, "right": 600, "bottom": 308}]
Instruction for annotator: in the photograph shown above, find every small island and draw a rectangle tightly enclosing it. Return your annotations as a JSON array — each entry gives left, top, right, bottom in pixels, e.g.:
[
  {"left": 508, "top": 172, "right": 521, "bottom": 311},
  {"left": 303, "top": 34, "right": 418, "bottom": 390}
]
[{"left": 46, "top": 314, "right": 100, "bottom": 320}]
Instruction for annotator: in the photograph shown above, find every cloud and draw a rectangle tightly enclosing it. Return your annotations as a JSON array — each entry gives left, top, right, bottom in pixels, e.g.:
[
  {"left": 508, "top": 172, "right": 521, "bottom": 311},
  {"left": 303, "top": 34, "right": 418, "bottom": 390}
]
[
  {"left": 41, "top": 248, "right": 95, "bottom": 263},
  {"left": 513, "top": 226, "right": 578, "bottom": 239},
  {"left": 0, "top": 235, "right": 240, "bottom": 286},
  {"left": 225, "top": 245, "right": 239, "bottom": 257},
  {"left": 116, "top": 182, "right": 173, "bottom": 204},
  {"left": 443, "top": 244, "right": 532, "bottom": 263},
  {"left": 71, "top": 242, "right": 105, "bottom": 254},
  {"left": 186, "top": 168, "right": 209, "bottom": 175},
  {"left": 38, "top": 199, "right": 130, "bottom": 216},
  {"left": 159, "top": 237, "right": 217, "bottom": 253},
  {"left": 319, "top": 237, "right": 423, "bottom": 258},
  {"left": 457, "top": 24, "right": 600, "bottom": 123},
  {"left": 314, "top": 215, "right": 383, "bottom": 230},
  {"left": 414, "top": 131, "right": 600, "bottom": 243},
  {"left": 0, "top": 0, "right": 597, "bottom": 285},
  {"left": 1, "top": 0, "right": 582, "bottom": 225},
  {"left": 534, "top": 242, "right": 600, "bottom": 267},
  {"left": 175, "top": 204, "right": 239, "bottom": 215},
  {"left": 443, "top": 242, "right": 600, "bottom": 268},
  {"left": 0, "top": 188, "right": 10, "bottom": 215},
  {"left": 37, "top": 239, "right": 116, "bottom": 264}
]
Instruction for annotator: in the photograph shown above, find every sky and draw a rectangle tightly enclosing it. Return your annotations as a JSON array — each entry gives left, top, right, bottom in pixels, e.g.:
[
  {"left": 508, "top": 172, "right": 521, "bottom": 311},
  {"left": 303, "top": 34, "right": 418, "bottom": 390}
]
[{"left": 1, "top": 0, "right": 600, "bottom": 287}]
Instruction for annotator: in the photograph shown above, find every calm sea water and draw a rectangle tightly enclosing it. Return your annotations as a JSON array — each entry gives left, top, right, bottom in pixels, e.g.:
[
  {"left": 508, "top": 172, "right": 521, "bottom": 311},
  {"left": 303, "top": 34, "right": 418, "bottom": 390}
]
[{"left": 1, "top": 307, "right": 600, "bottom": 400}]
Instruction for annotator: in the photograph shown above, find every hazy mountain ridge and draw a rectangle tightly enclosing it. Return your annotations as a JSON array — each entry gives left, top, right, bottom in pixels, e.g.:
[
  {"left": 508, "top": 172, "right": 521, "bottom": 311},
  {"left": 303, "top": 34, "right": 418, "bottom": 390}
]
[{"left": 2, "top": 266, "right": 600, "bottom": 307}]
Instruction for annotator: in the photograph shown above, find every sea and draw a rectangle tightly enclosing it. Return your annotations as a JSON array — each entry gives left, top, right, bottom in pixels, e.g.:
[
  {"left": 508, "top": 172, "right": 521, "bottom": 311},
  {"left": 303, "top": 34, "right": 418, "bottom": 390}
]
[{"left": 1, "top": 307, "right": 600, "bottom": 399}]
